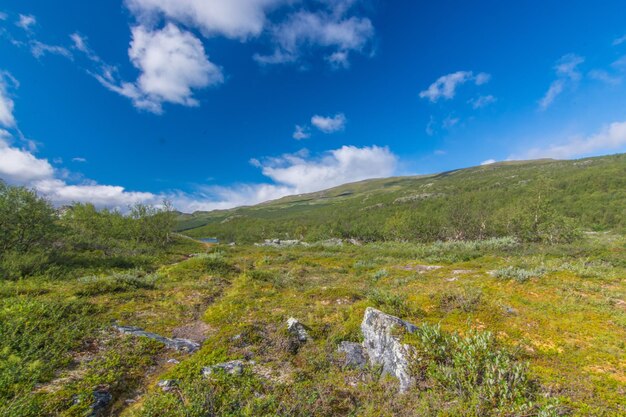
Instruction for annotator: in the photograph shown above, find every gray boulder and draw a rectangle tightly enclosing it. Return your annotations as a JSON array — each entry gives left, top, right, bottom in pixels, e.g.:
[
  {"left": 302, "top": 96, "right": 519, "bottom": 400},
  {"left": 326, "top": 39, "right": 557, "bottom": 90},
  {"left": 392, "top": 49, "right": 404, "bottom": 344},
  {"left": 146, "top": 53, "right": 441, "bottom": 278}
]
[
  {"left": 113, "top": 325, "right": 200, "bottom": 353},
  {"left": 361, "top": 307, "right": 418, "bottom": 392},
  {"left": 337, "top": 341, "right": 367, "bottom": 368}
]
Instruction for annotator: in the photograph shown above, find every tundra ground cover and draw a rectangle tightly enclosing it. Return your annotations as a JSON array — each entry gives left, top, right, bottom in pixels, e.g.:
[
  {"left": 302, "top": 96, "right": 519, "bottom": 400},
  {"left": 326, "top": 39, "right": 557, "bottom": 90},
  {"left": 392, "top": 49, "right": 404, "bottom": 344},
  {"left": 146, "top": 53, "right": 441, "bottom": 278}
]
[{"left": 1, "top": 233, "right": 624, "bottom": 416}]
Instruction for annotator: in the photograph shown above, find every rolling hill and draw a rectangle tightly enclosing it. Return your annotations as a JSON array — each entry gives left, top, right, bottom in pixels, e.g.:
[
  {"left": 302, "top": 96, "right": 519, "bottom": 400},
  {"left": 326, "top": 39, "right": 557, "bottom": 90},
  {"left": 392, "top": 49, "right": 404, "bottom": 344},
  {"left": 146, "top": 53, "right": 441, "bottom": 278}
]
[{"left": 176, "top": 153, "right": 626, "bottom": 243}]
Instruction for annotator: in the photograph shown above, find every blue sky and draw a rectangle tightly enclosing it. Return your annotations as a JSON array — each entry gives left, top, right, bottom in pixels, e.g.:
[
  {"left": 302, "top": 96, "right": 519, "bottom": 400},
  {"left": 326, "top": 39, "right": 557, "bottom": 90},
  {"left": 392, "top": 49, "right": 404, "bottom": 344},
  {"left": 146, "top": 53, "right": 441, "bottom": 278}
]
[{"left": 1, "top": 1, "right": 626, "bottom": 211}]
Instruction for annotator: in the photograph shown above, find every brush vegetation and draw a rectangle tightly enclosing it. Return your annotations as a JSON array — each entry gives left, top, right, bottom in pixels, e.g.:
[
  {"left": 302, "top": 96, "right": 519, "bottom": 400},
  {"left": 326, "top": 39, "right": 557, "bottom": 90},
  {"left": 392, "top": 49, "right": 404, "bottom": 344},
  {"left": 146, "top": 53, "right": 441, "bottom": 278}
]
[{"left": 0, "top": 155, "right": 625, "bottom": 416}]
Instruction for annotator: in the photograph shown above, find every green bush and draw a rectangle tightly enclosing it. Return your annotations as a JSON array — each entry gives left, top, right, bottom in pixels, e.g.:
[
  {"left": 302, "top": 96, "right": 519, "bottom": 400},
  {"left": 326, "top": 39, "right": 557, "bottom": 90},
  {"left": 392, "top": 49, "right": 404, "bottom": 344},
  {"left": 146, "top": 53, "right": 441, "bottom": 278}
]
[
  {"left": 493, "top": 266, "right": 546, "bottom": 283},
  {"left": 75, "top": 271, "right": 158, "bottom": 296},
  {"left": 407, "top": 324, "right": 556, "bottom": 415}
]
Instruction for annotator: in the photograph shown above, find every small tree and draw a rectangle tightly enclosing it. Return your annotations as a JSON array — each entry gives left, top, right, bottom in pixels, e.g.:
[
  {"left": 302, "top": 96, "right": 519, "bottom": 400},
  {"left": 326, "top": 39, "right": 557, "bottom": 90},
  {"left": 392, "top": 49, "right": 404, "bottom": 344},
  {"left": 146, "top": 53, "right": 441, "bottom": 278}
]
[{"left": 0, "top": 181, "right": 57, "bottom": 254}]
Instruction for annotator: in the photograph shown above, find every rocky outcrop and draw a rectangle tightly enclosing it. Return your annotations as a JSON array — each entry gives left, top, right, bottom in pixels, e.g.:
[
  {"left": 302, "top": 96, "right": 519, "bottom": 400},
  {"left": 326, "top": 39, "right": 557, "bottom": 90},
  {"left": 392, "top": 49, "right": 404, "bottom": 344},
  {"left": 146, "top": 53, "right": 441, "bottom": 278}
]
[
  {"left": 337, "top": 341, "right": 367, "bottom": 369},
  {"left": 113, "top": 325, "right": 200, "bottom": 353},
  {"left": 202, "top": 360, "right": 246, "bottom": 377},
  {"left": 361, "top": 307, "right": 418, "bottom": 392}
]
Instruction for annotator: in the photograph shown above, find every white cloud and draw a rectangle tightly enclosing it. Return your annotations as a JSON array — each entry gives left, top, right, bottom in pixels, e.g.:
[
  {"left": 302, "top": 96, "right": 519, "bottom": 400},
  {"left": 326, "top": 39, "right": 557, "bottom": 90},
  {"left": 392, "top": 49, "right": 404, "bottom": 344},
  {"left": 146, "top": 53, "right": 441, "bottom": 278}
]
[
  {"left": 613, "top": 35, "right": 626, "bottom": 46},
  {"left": 30, "top": 41, "right": 73, "bottom": 59},
  {"left": 72, "top": 157, "right": 87, "bottom": 163},
  {"left": 419, "top": 71, "right": 491, "bottom": 102},
  {"left": 0, "top": 139, "right": 55, "bottom": 183},
  {"left": 425, "top": 116, "right": 436, "bottom": 136},
  {"left": 311, "top": 113, "right": 346, "bottom": 133},
  {"left": 16, "top": 14, "right": 36, "bottom": 31},
  {"left": 125, "top": 0, "right": 286, "bottom": 40},
  {"left": 0, "top": 11, "right": 7, "bottom": 21},
  {"left": 258, "top": 145, "right": 397, "bottom": 193},
  {"left": 481, "top": 159, "right": 496, "bottom": 165},
  {"left": 93, "top": 24, "right": 223, "bottom": 113},
  {"left": 588, "top": 69, "right": 621, "bottom": 85},
  {"left": 539, "top": 54, "right": 584, "bottom": 110},
  {"left": 511, "top": 120, "right": 626, "bottom": 160},
  {"left": 470, "top": 94, "right": 497, "bottom": 109},
  {"left": 292, "top": 124, "right": 310, "bottom": 140},
  {"left": 0, "top": 73, "right": 16, "bottom": 128},
  {"left": 255, "top": 8, "right": 374, "bottom": 67},
  {"left": 442, "top": 116, "right": 459, "bottom": 129}
]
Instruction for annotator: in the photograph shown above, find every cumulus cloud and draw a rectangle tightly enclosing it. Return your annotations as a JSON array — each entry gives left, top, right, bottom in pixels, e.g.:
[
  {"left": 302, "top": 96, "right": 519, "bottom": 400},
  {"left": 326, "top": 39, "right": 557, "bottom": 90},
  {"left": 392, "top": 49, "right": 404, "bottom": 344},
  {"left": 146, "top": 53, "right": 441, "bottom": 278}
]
[
  {"left": 125, "top": 0, "right": 286, "bottom": 40},
  {"left": 258, "top": 145, "right": 397, "bottom": 193},
  {"left": 292, "top": 124, "right": 310, "bottom": 140},
  {"left": 511, "top": 120, "right": 626, "bottom": 160},
  {"left": 126, "top": 0, "right": 374, "bottom": 68},
  {"left": 481, "top": 159, "right": 496, "bottom": 165},
  {"left": 90, "top": 24, "right": 223, "bottom": 113},
  {"left": 0, "top": 139, "right": 55, "bottom": 183},
  {"left": 311, "top": 113, "right": 346, "bottom": 133},
  {"left": 16, "top": 14, "right": 36, "bottom": 31},
  {"left": 539, "top": 54, "right": 584, "bottom": 110},
  {"left": 420, "top": 71, "right": 491, "bottom": 102},
  {"left": 0, "top": 73, "right": 17, "bottom": 128}
]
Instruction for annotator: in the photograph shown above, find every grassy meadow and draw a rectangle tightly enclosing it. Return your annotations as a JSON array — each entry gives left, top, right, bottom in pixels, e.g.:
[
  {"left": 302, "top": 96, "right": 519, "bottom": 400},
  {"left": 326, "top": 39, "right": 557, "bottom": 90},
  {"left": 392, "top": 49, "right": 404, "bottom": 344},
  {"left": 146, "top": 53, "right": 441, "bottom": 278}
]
[{"left": 2, "top": 234, "right": 625, "bottom": 416}]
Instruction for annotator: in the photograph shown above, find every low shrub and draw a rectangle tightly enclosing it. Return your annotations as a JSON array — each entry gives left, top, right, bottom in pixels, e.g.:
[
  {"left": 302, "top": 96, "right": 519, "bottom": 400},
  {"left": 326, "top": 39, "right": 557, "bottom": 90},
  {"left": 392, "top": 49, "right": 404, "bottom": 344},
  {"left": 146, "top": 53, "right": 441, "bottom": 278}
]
[
  {"left": 493, "top": 266, "right": 546, "bottom": 283},
  {"left": 75, "top": 271, "right": 158, "bottom": 296}
]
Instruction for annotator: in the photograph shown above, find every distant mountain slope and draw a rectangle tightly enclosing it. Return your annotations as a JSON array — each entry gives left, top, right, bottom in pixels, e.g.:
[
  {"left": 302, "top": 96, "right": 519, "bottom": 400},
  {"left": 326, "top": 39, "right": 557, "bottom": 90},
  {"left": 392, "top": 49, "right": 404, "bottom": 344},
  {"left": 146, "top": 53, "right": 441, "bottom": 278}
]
[{"left": 177, "top": 153, "right": 626, "bottom": 243}]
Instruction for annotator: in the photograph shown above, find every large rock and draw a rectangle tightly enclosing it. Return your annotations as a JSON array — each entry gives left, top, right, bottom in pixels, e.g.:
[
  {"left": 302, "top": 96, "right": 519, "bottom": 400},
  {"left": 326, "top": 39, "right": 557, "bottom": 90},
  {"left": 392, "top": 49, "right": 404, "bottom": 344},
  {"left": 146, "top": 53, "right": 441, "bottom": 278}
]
[
  {"left": 113, "top": 325, "right": 200, "bottom": 353},
  {"left": 361, "top": 307, "right": 418, "bottom": 391}
]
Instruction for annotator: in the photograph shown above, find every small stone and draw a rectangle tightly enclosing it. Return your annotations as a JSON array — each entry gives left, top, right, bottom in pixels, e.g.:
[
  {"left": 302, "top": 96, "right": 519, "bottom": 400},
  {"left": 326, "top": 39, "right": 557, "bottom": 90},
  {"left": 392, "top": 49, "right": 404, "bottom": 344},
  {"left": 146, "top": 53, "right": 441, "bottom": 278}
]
[
  {"left": 287, "top": 317, "right": 309, "bottom": 343},
  {"left": 167, "top": 358, "right": 180, "bottom": 364},
  {"left": 157, "top": 379, "right": 177, "bottom": 392},
  {"left": 88, "top": 387, "right": 112, "bottom": 417}
]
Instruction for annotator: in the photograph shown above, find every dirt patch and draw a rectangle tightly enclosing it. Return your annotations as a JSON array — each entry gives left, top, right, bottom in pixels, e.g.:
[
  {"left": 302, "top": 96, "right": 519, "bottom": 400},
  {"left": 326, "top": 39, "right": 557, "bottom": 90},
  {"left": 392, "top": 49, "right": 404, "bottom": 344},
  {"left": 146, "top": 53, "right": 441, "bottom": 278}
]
[{"left": 171, "top": 320, "right": 213, "bottom": 343}]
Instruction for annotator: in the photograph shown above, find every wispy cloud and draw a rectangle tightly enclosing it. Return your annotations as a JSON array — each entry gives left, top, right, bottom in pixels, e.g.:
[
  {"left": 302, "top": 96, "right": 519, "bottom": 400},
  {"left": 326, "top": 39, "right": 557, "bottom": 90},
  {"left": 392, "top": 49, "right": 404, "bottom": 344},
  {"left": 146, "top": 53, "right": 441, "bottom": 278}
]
[
  {"left": 539, "top": 54, "right": 584, "bottom": 110},
  {"left": 420, "top": 71, "right": 491, "bottom": 102},
  {"left": 469, "top": 94, "right": 497, "bottom": 109},
  {"left": 292, "top": 125, "right": 310, "bottom": 140},
  {"left": 511, "top": 120, "right": 626, "bottom": 160},
  {"left": 613, "top": 34, "right": 626, "bottom": 46},
  {"left": 16, "top": 14, "right": 36, "bottom": 31}
]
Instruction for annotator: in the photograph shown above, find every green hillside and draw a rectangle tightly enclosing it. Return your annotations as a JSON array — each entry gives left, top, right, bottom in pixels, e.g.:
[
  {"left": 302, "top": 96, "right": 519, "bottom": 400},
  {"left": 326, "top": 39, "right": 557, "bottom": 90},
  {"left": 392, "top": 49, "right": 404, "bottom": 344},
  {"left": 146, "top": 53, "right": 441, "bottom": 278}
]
[{"left": 178, "top": 153, "right": 626, "bottom": 243}]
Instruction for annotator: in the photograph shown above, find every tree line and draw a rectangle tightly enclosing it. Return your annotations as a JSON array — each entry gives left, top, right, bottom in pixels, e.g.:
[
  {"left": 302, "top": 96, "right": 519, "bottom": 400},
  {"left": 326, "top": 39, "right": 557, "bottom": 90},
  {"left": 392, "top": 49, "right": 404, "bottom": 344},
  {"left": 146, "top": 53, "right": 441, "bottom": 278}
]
[{"left": 0, "top": 181, "right": 176, "bottom": 280}]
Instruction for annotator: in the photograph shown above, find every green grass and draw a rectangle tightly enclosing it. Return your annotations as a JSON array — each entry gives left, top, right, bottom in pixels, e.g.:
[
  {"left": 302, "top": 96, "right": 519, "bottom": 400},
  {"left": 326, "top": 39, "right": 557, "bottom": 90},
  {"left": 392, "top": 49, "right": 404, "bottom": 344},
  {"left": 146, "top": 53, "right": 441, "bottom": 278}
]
[{"left": 1, "top": 233, "right": 625, "bottom": 416}]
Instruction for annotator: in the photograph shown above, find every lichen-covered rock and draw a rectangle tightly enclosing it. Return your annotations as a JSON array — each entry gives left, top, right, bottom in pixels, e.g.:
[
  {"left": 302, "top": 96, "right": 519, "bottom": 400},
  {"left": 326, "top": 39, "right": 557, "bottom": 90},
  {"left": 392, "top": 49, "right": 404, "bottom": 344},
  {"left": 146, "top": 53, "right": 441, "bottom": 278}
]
[
  {"left": 287, "top": 317, "right": 309, "bottom": 342},
  {"left": 337, "top": 341, "right": 367, "bottom": 368},
  {"left": 361, "top": 307, "right": 418, "bottom": 391},
  {"left": 157, "top": 379, "right": 178, "bottom": 392},
  {"left": 202, "top": 360, "right": 245, "bottom": 377},
  {"left": 113, "top": 325, "right": 200, "bottom": 353}
]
